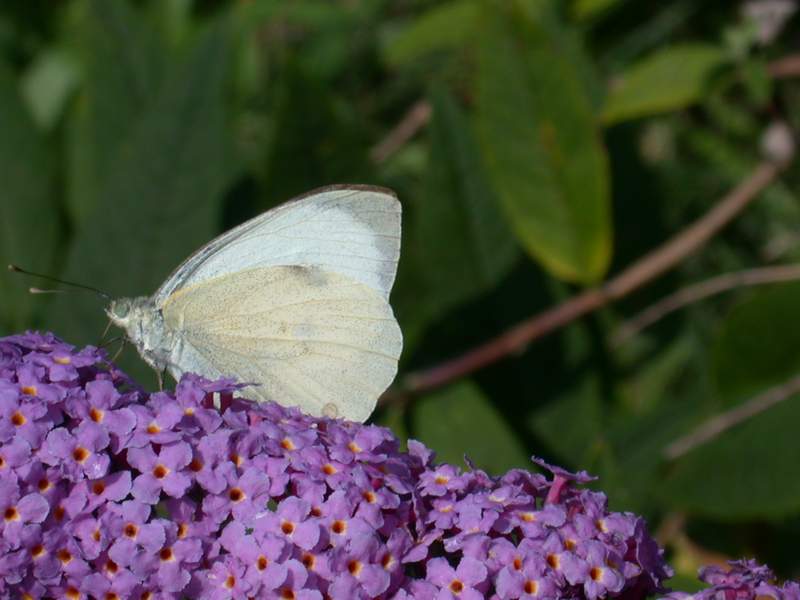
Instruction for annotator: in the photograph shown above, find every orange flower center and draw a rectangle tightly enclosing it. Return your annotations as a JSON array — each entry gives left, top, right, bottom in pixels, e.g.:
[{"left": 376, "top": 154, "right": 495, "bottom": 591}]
[
  {"left": 92, "top": 482, "right": 106, "bottom": 495},
  {"left": 89, "top": 408, "right": 104, "bottom": 423},
  {"left": 124, "top": 523, "right": 138, "bottom": 538},
  {"left": 72, "top": 447, "right": 89, "bottom": 463},
  {"left": 11, "top": 411, "right": 26, "bottom": 426},
  {"left": 331, "top": 520, "right": 346, "bottom": 534},
  {"left": 4, "top": 507, "right": 19, "bottom": 522},
  {"left": 228, "top": 488, "right": 244, "bottom": 502},
  {"left": 281, "top": 521, "right": 295, "bottom": 535},
  {"left": 20, "top": 385, "right": 37, "bottom": 396},
  {"left": 348, "top": 560, "right": 362, "bottom": 576},
  {"left": 450, "top": 580, "right": 464, "bottom": 593},
  {"left": 30, "top": 544, "right": 45, "bottom": 558},
  {"left": 280, "top": 438, "right": 295, "bottom": 450},
  {"left": 58, "top": 549, "right": 72, "bottom": 564},
  {"left": 160, "top": 547, "right": 174, "bottom": 562},
  {"left": 257, "top": 555, "right": 268, "bottom": 570},
  {"left": 524, "top": 580, "right": 538, "bottom": 594},
  {"left": 152, "top": 465, "right": 169, "bottom": 479}
]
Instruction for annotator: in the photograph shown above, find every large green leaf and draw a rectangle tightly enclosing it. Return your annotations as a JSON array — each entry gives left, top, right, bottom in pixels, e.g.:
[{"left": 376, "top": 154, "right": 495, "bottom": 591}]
[
  {"left": 475, "top": 3, "right": 611, "bottom": 284},
  {"left": 712, "top": 282, "right": 800, "bottom": 404},
  {"left": 602, "top": 44, "right": 725, "bottom": 125},
  {"left": 382, "top": 0, "right": 480, "bottom": 67},
  {"left": 65, "top": 0, "right": 165, "bottom": 225},
  {"left": 663, "top": 391, "right": 800, "bottom": 518},
  {"left": 411, "top": 88, "right": 519, "bottom": 324},
  {"left": 45, "top": 22, "right": 236, "bottom": 377},
  {"left": 0, "top": 62, "right": 58, "bottom": 333},
  {"left": 412, "top": 380, "right": 530, "bottom": 474}
]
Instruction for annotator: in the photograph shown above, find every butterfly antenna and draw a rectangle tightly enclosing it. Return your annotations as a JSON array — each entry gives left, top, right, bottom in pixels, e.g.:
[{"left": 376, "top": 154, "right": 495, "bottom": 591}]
[{"left": 8, "top": 264, "right": 110, "bottom": 300}]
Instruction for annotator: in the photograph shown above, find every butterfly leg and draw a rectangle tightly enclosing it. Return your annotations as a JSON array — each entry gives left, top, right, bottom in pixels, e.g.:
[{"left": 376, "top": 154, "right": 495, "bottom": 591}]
[
  {"left": 111, "top": 338, "right": 126, "bottom": 362},
  {"left": 156, "top": 368, "right": 166, "bottom": 391}
]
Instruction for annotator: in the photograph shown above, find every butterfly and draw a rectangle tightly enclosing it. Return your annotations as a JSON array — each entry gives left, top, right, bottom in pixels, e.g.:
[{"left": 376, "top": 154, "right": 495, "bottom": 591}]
[{"left": 105, "top": 185, "right": 402, "bottom": 422}]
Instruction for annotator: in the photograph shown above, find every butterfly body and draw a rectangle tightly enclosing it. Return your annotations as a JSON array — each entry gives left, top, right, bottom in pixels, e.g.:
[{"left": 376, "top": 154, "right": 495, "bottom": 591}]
[
  {"left": 105, "top": 185, "right": 402, "bottom": 422},
  {"left": 107, "top": 296, "right": 174, "bottom": 373}
]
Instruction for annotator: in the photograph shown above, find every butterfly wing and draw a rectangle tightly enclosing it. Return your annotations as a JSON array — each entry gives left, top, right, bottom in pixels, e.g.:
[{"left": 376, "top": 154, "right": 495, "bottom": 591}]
[
  {"left": 153, "top": 185, "right": 401, "bottom": 305},
  {"left": 161, "top": 265, "right": 402, "bottom": 422}
]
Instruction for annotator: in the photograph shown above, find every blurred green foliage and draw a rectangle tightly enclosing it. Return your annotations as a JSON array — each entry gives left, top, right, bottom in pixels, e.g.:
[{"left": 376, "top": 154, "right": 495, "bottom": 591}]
[{"left": 3, "top": 0, "right": 800, "bottom": 581}]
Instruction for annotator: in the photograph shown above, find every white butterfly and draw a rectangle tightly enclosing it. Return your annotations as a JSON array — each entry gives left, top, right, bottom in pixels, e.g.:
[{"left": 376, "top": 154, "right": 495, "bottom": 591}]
[{"left": 105, "top": 185, "right": 403, "bottom": 422}]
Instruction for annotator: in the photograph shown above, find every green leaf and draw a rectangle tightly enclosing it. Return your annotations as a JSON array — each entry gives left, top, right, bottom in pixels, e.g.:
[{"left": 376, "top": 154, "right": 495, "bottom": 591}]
[
  {"left": 0, "top": 62, "right": 58, "bottom": 332},
  {"left": 712, "top": 282, "right": 800, "bottom": 404},
  {"left": 572, "top": 0, "right": 626, "bottom": 21},
  {"left": 412, "top": 88, "right": 519, "bottom": 321},
  {"left": 475, "top": 4, "right": 611, "bottom": 283},
  {"left": 602, "top": 44, "right": 725, "bottom": 125},
  {"left": 46, "top": 22, "right": 236, "bottom": 377},
  {"left": 663, "top": 390, "right": 800, "bottom": 518},
  {"left": 382, "top": 0, "right": 480, "bottom": 67},
  {"left": 65, "top": 0, "right": 165, "bottom": 225},
  {"left": 259, "top": 63, "right": 371, "bottom": 207},
  {"left": 412, "top": 380, "right": 530, "bottom": 474},
  {"left": 20, "top": 47, "right": 81, "bottom": 130}
]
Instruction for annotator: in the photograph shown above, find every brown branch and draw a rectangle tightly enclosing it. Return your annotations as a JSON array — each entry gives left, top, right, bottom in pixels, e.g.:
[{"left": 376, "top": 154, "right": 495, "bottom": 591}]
[
  {"left": 369, "top": 100, "right": 432, "bottom": 164},
  {"left": 768, "top": 54, "right": 800, "bottom": 78},
  {"left": 611, "top": 263, "right": 800, "bottom": 347},
  {"left": 403, "top": 160, "right": 785, "bottom": 394},
  {"left": 663, "top": 373, "right": 800, "bottom": 460}
]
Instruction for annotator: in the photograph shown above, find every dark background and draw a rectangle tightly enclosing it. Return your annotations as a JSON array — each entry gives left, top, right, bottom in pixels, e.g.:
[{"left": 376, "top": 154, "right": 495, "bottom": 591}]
[{"left": 2, "top": 0, "right": 800, "bottom": 587}]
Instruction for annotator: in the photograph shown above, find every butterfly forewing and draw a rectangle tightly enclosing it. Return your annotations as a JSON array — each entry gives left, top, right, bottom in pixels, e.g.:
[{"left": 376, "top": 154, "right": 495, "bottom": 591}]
[{"left": 153, "top": 185, "right": 401, "bottom": 306}]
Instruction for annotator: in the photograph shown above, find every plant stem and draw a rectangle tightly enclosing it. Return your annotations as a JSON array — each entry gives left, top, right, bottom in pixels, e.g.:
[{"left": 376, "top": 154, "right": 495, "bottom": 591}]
[
  {"left": 611, "top": 263, "right": 800, "bottom": 346},
  {"left": 403, "top": 161, "right": 785, "bottom": 393},
  {"left": 663, "top": 373, "right": 800, "bottom": 460}
]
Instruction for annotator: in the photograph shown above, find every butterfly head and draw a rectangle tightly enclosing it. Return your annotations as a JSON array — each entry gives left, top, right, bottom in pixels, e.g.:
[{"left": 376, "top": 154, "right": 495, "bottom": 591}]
[{"left": 106, "top": 298, "right": 134, "bottom": 326}]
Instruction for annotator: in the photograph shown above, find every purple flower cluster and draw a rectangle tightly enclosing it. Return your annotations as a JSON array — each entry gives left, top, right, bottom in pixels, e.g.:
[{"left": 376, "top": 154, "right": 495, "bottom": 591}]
[
  {"left": 664, "top": 559, "right": 800, "bottom": 600},
  {"left": 0, "top": 331, "right": 675, "bottom": 599}
]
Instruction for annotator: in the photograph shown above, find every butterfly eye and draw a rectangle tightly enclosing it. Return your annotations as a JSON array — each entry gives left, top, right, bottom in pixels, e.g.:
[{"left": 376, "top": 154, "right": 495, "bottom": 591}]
[{"left": 111, "top": 300, "right": 131, "bottom": 319}]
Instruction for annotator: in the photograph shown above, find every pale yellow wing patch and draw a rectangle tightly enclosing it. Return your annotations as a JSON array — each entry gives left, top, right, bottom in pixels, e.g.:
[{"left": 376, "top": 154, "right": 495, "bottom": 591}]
[{"left": 161, "top": 265, "right": 402, "bottom": 422}]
